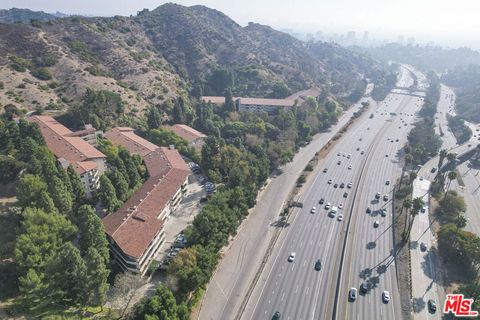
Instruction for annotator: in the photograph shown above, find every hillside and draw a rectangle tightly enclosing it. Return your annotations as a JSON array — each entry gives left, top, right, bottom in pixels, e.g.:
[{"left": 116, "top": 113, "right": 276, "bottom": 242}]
[
  {"left": 0, "top": 3, "right": 386, "bottom": 120},
  {"left": 0, "top": 8, "right": 66, "bottom": 23},
  {"left": 442, "top": 65, "right": 480, "bottom": 123}
]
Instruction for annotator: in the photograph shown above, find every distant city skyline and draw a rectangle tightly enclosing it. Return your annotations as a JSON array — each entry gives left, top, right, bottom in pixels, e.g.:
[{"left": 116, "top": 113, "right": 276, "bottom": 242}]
[{"left": 1, "top": 0, "right": 480, "bottom": 49}]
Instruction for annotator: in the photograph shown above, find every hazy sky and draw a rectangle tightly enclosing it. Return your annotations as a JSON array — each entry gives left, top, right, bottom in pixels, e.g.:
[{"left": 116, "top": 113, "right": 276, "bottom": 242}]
[{"left": 2, "top": 0, "right": 480, "bottom": 48}]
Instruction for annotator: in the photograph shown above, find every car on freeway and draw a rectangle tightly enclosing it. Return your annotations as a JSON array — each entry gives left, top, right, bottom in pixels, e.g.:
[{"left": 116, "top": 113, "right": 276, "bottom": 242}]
[
  {"left": 356, "top": 147, "right": 360, "bottom": 151},
  {"left": 348, "top": 165, "right": 352, "bottom": 170},
  {"left": 319, "top": 198, "right": 325, "bottom": 204},
  {"left": 349, "top": 288, "right": 357, "bottom": 301},
  {"left": 381, "top": 208, "right": 387, "bottom": 217},
  {"left": 328, "top": 179, "right": 333, "bottom": 184},
  {"left": 428, "top": 299, "right": 437, "bottom": 313},
  {"left": 360, "top": 151, "right": 365, "bottom": 155},
  {"left": 385, "top": 154, "right": 389, "bottom": 157},
  {"left": 337, "top": 214, "right": 343, "bottom": 221},
  {"left": 374, "top": 221, "right": 380, "bottom": 228},
  {"left": 419, "top": 176, "right": 424, "bottom": 181},
  {"left": 347, "top": 154, "right": 351, "bottom": 159},
  {"left": 420, "top": 243, "right": 427, "bottom": 251},
  {"left": 343, "top": 192, "right": 348, "bottom": 198},
  {"left": 338, "top": 203, "right": 343, "bottom": 209},
  {"left": 421, "top": 206, "right": 426, "bottom": 213},
  {"left": 325, "top": 203, "right": 331, "bottom": 210},
  {"left": 382, "top": 291, "right": 390, "bottom": 303},
  {"left": 431, "top": 167, "right": 437, "bottom": 173},
  {"left": 311, "top": 206, "right": 316, "bottom": 213},
  {"left": 337, "top": 161, "right": 342, "bottom": 165},
  {"left": 347, "top": 182, "right": 353, "bottom": 188},
  {"left": 366, "top": 207, "right": 371, "bottom": 214},
  {"left": 360, "top": 282, "right": 369, "bottom": 294},
  {"left": 337, "top": 152, "right": 341, "bottom": 156},
  {"left": 288, "top": 252, "right": 296, "bottom": 262},
  {"left": 314, "top": 259, "right": 322, "bottom": 271},
  {"left": 340, "top": 182, "right": 345, "bottom": 188},
  {"left": 375, "top": 192, "right": 381, "bottom": 199},
  {"left": 272, "top": 311, "right": 281, "bottom": 320},
  {"left": 386, "top": 180, "right": 390, "bottom": 185},
  {"left": 396, "top": 139, "right": 399, "bottom": 142},
  {"left": 323, "top": 168, "right": 328, "bottom": 173},
  {"left": 334, "top": 183, "right": 338, "bottom": 188},
  {"left": 383, "top": 194, "right": 389, "bottom": 201}
]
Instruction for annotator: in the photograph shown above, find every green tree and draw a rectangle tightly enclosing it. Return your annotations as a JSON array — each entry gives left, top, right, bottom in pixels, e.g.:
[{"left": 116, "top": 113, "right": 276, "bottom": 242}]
[
  {"left": 445, "top": 171, "right": 458, "bottom": 199},
  {"left": 48, "top": 176, "right": 73, "bottom": 215},
  {"left": 134, "top": 285, "right": 179, "bottom": 320},
  {"left": 438, "top": 149, "right": 448, "bottom": 170},
  {"left": 15, "top": 208, "right": 77, "bottom": 271},
  {"left": 98, "top": 175, "right": 121, "bottom": 213},
  {"left": 16, "top": 174, "right": 48, "bottom": 209},
  {"left": 67, "top": 165, "right": 87, "bottom": 209},
  {"left": 107, "top": 168, "right": 130, "bottom": 202},
  {"left": 45, "top": 242, "right": 87, "bottom": 306},
  {"left": 439, "top": 191, "right": 466, "bottom": 223},
  {"left": 18, "top": 269, "right": 47, "bottom": 308},
  {"left": 119, "top": 149, "right": 142, "bottom": 188},
  {"left": 173, "top": 96, "right": 187, "bottom": 124},
  {"left": 147, "top": 107, "right": 162, "bottom": 130},
  {"left": 77, "top": 205, "right": 110, "bottom": 263},
  {"left": 84, "top": 247, "right": 109, "bottom": 308}
]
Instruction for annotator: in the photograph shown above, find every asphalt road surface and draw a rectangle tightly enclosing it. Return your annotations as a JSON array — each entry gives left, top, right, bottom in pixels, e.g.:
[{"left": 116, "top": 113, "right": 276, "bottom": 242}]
[{"left": 245, "top": 66, "right": 424, "bottom": 320}]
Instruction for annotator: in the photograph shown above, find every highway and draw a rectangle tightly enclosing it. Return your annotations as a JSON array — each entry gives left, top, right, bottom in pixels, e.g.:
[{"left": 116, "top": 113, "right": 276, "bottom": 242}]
[{"left": 244, "top": 66, "right": 424, "bottom": 320}]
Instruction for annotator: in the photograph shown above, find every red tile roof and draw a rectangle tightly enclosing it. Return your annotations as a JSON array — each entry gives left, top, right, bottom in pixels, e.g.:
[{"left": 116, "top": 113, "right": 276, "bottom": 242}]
[
  {"left": 103, "top": 129, "right": 190, "bottom": 260},
  {"left": 29, "top": 116, "right": 105, "bottom": 174},
  {"left": 167, "top": 124, "right": 206, "bottom": 143},
  {"left": 105, "top": 127, "right": 158, "bottom": 157}
]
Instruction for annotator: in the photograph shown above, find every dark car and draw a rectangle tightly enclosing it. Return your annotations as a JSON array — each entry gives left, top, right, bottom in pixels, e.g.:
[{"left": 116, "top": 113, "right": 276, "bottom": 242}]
[
  {"left": 428, "top": 300, "right": 437, "bottom": 312},
  {"left": 337, "top": 161, "right": 341, "bottom": 165},
  {"left": 360, "top": 282, "right": 369, "bottom": 294},
  {"left": 334, "top": 183, "right": 338, "bottom": 188},
  {"left": 319, "top": 198, "right": 325, "bottom": 204},
  {"left": 314, "top": 259, "right": 322, "bottom": 271},
  {"left": 385, "top": 180, "right": 390, "bottom": 185},
  {"left": 343, "top": 192, "right": 348, "bottom": 198},
  {"left": 366, "top": 207, "right": 371, "bottom": 214},
  {"left": 430, "top": 167, "right": 437, "bottom": 173},
  {"left": 272, "top": 311, "right": 281, "bottom": 320},
  {"left": 420, "top": 243, "right": 427, "bottom": 251},
  {"left": 340, "top": 183, "right": 345, "bottom": 188},
  {"left": 323, "top": 168, "right": 328, "bottom": 173}
]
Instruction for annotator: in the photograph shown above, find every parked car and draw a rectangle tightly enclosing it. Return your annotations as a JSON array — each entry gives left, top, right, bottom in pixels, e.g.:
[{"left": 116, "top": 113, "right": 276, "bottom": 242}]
[
  {"left": 420, "top": 243, "right": 427, "bottom": 251},
  {"left": 428, "top": 299, "right": 437, "bottom": 312}
]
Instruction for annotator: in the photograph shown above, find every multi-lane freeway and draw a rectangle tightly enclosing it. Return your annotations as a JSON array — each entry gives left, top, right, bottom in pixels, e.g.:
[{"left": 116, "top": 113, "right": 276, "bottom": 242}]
[{"left": 243, "top": 66, "right": 425, "bottom": 320}]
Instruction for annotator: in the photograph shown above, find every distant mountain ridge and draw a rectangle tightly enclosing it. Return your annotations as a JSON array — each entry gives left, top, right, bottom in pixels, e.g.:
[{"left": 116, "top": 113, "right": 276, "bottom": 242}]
[
  {"left": 0, "top": 8, "right": 68, "bottom": 23},
  {"left": 0, "top": 3, "right": 387, "bottom": 117}
]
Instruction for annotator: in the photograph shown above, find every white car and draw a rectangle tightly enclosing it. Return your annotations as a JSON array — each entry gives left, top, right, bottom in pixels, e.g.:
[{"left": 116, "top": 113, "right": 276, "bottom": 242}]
[
  {"left": 338, "top": 203, "right": 343, "bottom": 209},
  {"left": 288, "top": 252, "right": 296, "bottom": 262},
  {"left": 311, "top": 206, "right": 317, "bottom": 213},
  {"left": 382, "top": 290, "right": 390, "bottom": 303},
  {"left": 347, "top": 182, "right": 353, "bottom": 188},
  {"left": 348, "top": 165, "right": 352, "bottom": 170},
  {"left": 325, "top": 203, "right": 331, "bottom": 210},
  {"left": 337, "top": 214, "right": 344, "bottom": 221},
  {"left": 328, "top": 179, "right": 333, "bottom": 184}
]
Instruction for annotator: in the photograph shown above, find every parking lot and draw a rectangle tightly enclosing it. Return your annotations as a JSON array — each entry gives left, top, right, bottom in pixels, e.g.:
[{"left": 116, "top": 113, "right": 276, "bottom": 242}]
[{"left": 153, "top": 164, "right": 214, "bottom": 267}]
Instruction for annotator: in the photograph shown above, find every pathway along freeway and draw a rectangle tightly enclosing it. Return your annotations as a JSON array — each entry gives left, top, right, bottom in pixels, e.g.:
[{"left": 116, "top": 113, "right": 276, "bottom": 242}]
[{"left": 243, "top": 66, "right": 424, "bottom": 320}]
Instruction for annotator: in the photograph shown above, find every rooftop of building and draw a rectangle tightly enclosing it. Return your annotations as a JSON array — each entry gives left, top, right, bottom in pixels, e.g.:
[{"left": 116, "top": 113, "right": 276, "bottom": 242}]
[
  {"left": 29, "top": 116, "right": 105, "bottom": 174},
  {"left": 165, "top": 124, "right": 206, "bottom": 143}
]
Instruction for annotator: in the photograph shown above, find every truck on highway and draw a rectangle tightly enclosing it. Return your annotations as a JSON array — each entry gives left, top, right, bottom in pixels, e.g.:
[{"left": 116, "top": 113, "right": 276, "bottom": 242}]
[{"left": 328, "top": 206, "right": 338, "bottom": 217}]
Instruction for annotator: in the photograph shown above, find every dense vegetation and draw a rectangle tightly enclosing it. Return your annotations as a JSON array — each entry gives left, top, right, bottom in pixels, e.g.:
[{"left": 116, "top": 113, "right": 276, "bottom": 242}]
[
  {"left": 370, "top": 64, "right": 399, "bottom": 101},
  {"left": 442, "top": 65, "right": 480, "bottom": 123},
  {"left": 133, "top": 91, "right": 342, "bottom": 318},
  {"left": 405, "top": 73, "right": 442, "bottom": 164},
  {"left": 447, "top": 115, "right": 473, "bottom": 144},
  {"left": 0, "top": 109, "right": 110, "bottom": 314}
]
